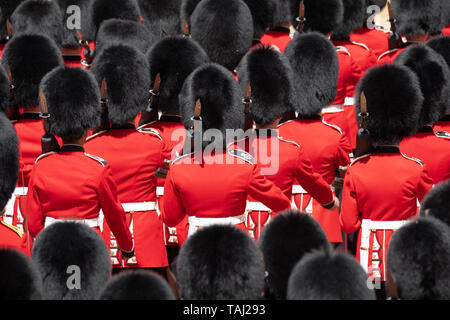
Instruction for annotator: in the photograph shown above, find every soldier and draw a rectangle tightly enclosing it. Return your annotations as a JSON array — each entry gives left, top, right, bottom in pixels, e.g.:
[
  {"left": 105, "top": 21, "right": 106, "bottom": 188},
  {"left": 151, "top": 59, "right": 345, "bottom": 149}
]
[
  {"left": 340, "top": 64, "right": 433, "bottom": 299},
  {"left": 426, "top": 36, "right": 450, "bottom": 133},
  {"left": 233, "top": 46, "right": 338, "bottom": 239},
  {"left": 0, "top": 249, "right": 42, "bottom": 300},
  {"left": 0, "top": 112, "right": 28, "bottom": 255},
  {"left": 0, "top": 0, "right": 24, "bottom": 58},
  {"left": 2, "top": 34, "right": 63, "bottom": 238},
  {"left": 85, "top": 44, "right": 168, "bottom": 272},
  {"left": 189, "top": 0, "right": 253, "bottom": 76},
  {"left": 396, "top": 45, "right": 450, "bottom": 184},
  {"left": 137, "top": 0, "right": 182, "bottom": 44},
  {"left": 10, "top": 0, "right": 64, "bottom": 47},
  {"left": 279, "top": 33, "right": 352, "bottom": 245},
  {"left": 419, "top": 180, "right": 450, "bottom": 227},
  {"left": 26, "top": 67, "right": 134, "bottom": 258},
  {"left": 331, "top": 0, "right": 378, "bottom": 149},
  {"left": 162, "top": 62, "right": 291, "bottom": 236},
  {"left": 387, "top": 217, "right": 450, "bottom": 300},
  {"left": 259, "top": 210, "right": 331, "bottom": 300},
  {"left": 377, "top": 0, "right": 442, "bottom": 64},
  {"left": 55, "top": 0, "right": 96, "bottom": 68},
  {"left": 350, "top": 0, "right": 390, "bottom": 59},
  {"left": 296, "top": 0, "right": 363, "bottom": 149},
  {"left": 287, "top": 249, "right": 375, "bottom": 300},
  {"left": 257, "top": 0, "right": 294, "bottom": 52},
  {"left": 32, "top": 222, "right": 111, "bottom": 300},
  {"left": 138, "top": 36, "right": 209, "bottom": 249},
  {"left": 176, "top": 224, "right": 265, "bottom": 300},
  {"left": 99, "top": 270, "right": 176, "bottom": 300}
]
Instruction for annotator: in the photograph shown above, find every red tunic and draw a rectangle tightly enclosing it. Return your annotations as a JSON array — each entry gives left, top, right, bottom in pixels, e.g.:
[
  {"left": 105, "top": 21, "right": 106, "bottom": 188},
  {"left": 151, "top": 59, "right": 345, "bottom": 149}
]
[
  {"left": 340, "top": 146, "right": 433, "bottom": 280},
  {"left": 231, "top": 129, "right": 335, "bottom": 239},
  {"left": 139, "top": 115, "right": 189, "bottom": 246},
  {"left": 162, "top": 149, "right": 291, "bottom": 238},
  {"left": 84, "top": 125, "right": 169, "bottom": 268},
  {"left": 26, "top": 145, "right": 134, "bottom": 253},
  {"left": 324, "top": 48, "right": 363, "bottom": 149},
  {"left": 0, "top": 220, "right": 29, "bottom": 256},
  {"left": 400, "top": 127, "right": 450, "bottom": 184},
  {"left": 350, "top": 27, "right": 390, "bottom": 58},
  {"left": 443, "top": 25, "right": 450, "bottom": 36},
  {"left": 278, "top": 117, "right": 352, "bottom": 242},
  {"left": 434, "top": 116, "right": 450, "bottom": 133},
  {"left": 0, "top": 42, "right": 5, "bottom": 59},
  {"left": 260, "top": 27, "right": 293, "bottom": 53}
]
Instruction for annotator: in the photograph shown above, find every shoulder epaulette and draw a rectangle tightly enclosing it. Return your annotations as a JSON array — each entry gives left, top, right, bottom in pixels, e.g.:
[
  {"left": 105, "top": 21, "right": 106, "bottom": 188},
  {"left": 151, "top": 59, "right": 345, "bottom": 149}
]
[
  {"left": 278, "top": 136, "right": 300, "bottom": 148},
  {"left": 137, "top": 127, "right": 163, "bottom": 140},
  {"left": 228, "top": 149, "right": 254, "bottom": 165},
  {"left": 377, "top": 48, "right": 400, "bottom": 62},
  {"left": 0, "top": 220, "right": 24, "bottom": 238},
  {"left": 349, "top": 40, "right": 370, "bottom": 51},
  {"left": 401, "top": 153, "right": 424, "bottom": 166},
  {"left": 171, "top": 152, "right": 194, "bottom": 165},
  {"left": 84, "top": 153, "right": 107, "bottom": 166},
  {"left": 349, "top": 153, "right": 371, "bottom": 167},
  {"left": 336, "top": 46, "right": 351, "bottom": 56},
  {"left": 435, "top": 131, "right": 450, "bottom": 139},
  {"left": 86, "top": 130, "right": 107, "bottom": 141},
  {"left": 35, "top": 151, "right": 57, "bottom": 163},
  {"left": 321, "top": 120, "right": 343, "bottom": 134}
]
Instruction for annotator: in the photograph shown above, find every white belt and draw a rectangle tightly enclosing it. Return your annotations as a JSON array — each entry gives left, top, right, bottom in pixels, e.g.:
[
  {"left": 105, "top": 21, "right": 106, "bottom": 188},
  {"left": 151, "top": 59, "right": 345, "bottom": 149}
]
[
  {"left": 322, "top": 105, "right": 344, "bottom": 114},
  {"left": 344, "top": 97, "right": 355, "bottom": 106},
  {"left": 360, "top": 219, "right": 409, "bottom": 274},
  {"left": 121, "top": 201, "right": 156, "bottom": 212},
  {"left": 245, "top": 202, "right": 271, "bottom": 212},
  {"left": 292, "top": 185, "right": 307, "bottom": 195},
  {"left": 45, "top": 212, "right": 104, "bottom": 231},
  {"left": 13, "top": 187, "right": 28, "bottom": 196},
  {"left": 188, "top": 213, "right": 248, "bottom": 237},
  {"left": 156, "top": 187, "right": 164, "bottom": 197}
]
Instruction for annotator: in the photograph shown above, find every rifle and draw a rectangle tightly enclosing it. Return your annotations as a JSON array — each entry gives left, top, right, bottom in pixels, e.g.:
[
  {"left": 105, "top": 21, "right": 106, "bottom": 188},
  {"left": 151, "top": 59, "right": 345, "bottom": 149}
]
[
  {"left": 77, "top": 31, "right": 95, "bottom": 68},
  {"left": 296, "top": 0, "right": 306, "bottom": 33},
  {"left": 387, "top": 1, "right": 405, "bottom": 50},
  {"left": 93, "top": 79, "right": 111, "bottom": 133},
  {"left": 4, "top": 66, "right": 20, "bottom": 121},
  {"left": 39, "top": 90, "right": 60, "bottom": 154},
  {"left": 138, "top": 73, "right": 161, "bottom": 127},
  {"left": 242, "top": 83, "right": 253, "bottom": 131},
  {"left": 354, "top": 91, "right": 374, "bottom": 157}
]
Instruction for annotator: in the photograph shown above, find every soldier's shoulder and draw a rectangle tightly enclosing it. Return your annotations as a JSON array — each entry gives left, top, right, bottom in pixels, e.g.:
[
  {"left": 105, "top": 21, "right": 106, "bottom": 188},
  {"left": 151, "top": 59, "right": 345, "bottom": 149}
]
[
  {"left": 278, "top": 136, "right": 301, "bottom": 148},
  {"left": 83, "top": 153, "right": 107, "bottom": 167},
  {"left": 400, "top": 153, "right": 424, "bottom": 167},
  {"left": 137, "top": 127, "right": 163, "bottom": 140},
  {"left": 435, "top": 131, "right": 450, "bottom": 140},
  {"left": 321, "top": 120, "right": 344, "bottom": 135},
  {"left": 349, "top": 153, "right": 371, "bottom": 167},
  {"left": 35, "top": 151, "right": 57, "bottom": 164},
  {"left": 228, "top": 148, "right": 254, "bottom": 165},
  {"left": 86, "top": 130, "right": 107, "bottom": 142},
  {"left": 0, "top": 221, "right": 24, "bottom": 238}
]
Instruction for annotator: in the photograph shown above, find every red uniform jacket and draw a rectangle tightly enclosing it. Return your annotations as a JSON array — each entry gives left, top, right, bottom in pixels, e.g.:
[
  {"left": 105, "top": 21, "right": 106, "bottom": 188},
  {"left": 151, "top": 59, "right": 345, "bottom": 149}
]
[
  {"left": 350, "top": 27, "right": 390, "bottom": 58},
  {"left": 162, "top": 149, "right": 291, "bottom": 235},
  {"left": 278, "top": 117, "right": 352, "bottom": 242},
  {"left": 0, "top": 220, "right": 29, "bottom": 256},
  {"left": 26, "top": 145, "right": 134, "bottom": 252},
  {"left": 340, "top": 146, "right": 433, "bottom": 279},
  {"left": 434, "top": 116, "right": 450, "bottom": 133},
  {"left": 140, "top": 115, "right": 189, "bottom": 246},
  {"left": 0, "top": 42, "right": 5, "bottom": 59},
  {"left": 231, "top": 129, "right": 335, "bottom": 238},
  {"left": 85, "top": 125, "right": 169, "bottom": 268},
  {"left": 260, "top": 27, "right": 293, "bottom": 53},
  {"left": 443, "top": 25, "right": 450, "bottom": 36},
  {"left": 324, "top": 48, "right": 363, "bottom": 149},
  {"left": 400, "top": 127, "right": 450, "bottom": 184}
]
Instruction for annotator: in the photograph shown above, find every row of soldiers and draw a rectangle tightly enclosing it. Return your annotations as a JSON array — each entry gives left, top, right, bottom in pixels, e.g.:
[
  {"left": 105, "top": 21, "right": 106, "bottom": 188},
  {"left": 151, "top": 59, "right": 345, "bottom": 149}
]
[{"left": 0, "top": 0, "right": 449, "bottom": 299}]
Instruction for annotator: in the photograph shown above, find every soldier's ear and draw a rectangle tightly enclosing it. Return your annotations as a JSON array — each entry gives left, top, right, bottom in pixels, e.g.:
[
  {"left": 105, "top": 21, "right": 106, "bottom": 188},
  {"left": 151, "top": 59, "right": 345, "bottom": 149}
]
[{"left": 387, "top": 267, "right": 399, "bottom": 300}]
